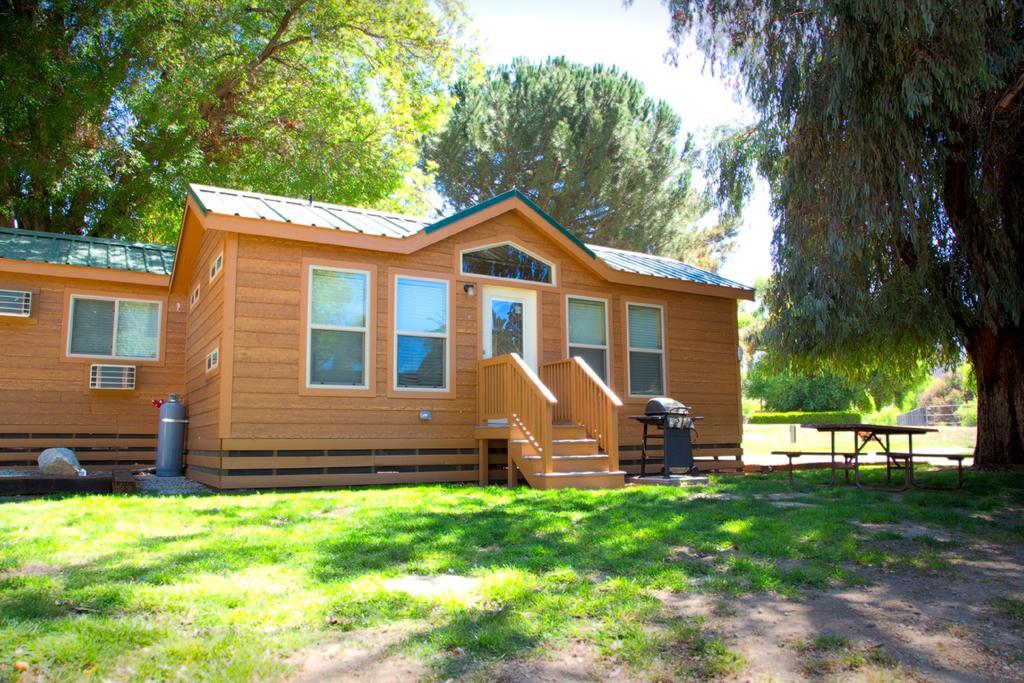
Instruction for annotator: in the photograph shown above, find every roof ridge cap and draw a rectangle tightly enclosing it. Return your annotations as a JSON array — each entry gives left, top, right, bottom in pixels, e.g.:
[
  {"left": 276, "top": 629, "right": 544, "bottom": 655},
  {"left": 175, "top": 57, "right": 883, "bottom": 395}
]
[{"left": 0, "top": 226, "right": 175, "bottom": 251}]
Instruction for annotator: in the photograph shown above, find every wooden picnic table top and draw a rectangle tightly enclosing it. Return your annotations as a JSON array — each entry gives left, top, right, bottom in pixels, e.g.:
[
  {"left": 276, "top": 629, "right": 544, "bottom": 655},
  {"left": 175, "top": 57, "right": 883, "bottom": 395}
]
[{"left": 800, "top": 423, "right": 938, "bottom": 435}]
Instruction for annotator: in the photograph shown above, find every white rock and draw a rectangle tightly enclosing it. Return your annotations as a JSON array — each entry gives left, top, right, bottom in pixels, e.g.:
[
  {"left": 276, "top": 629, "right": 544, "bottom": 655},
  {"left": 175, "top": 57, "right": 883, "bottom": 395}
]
[{"left": 38, "top": 448, "right": 86, "bottom": 477}]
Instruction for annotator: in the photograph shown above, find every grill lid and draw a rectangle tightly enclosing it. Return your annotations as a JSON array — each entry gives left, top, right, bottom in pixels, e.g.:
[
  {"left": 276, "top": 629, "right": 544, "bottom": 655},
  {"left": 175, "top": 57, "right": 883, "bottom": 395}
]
[{"left": 644, "top": 397, "right": 688, "bottom": 415}]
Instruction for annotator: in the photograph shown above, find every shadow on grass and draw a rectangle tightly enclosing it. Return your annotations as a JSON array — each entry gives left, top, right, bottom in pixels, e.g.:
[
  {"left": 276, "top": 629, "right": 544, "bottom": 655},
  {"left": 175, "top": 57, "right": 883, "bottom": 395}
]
[{"left": 1, "top": 468, "right": 1021, "bottom": 679}]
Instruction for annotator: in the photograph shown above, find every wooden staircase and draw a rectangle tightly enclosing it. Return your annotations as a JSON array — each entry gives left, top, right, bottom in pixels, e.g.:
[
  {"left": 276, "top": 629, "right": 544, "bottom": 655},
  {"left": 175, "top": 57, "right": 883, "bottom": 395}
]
[{"left": 476, "top": 354, "right": 625, "bottom": 490}]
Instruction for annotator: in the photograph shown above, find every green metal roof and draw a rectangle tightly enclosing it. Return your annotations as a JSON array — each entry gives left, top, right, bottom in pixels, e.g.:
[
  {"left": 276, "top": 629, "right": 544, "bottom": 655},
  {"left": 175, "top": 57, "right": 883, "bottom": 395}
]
[
  {"left": 189, "top": 184, "right": 432, "bottom": 237},
  {"left": 423, "top": 190, "right": 597, "bottom": 258},
  {"left": 587, "top": 243, "right": 752, "bottom": 292},
  {"left": 0, "top": 190, "right": 752, "bottom": 292},
  {"left": 0, "top": 227, "right": 176, "bottom": 276}
]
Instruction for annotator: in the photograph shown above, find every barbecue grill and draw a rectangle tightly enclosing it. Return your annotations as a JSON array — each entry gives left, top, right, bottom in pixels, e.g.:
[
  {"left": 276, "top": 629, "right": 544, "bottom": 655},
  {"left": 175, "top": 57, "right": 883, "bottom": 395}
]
[{"left": 631, "top": 397, "right": 703, "bottom": 478}]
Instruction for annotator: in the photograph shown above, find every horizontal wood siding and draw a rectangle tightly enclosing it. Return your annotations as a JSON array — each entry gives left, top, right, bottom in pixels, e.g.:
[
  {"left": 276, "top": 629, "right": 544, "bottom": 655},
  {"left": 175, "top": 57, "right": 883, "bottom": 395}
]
[
  {"left": 224, "top": 209, "right": 742, "bottom": 457},
  {"left": 186, "top": 447, "right": 479, "bottom": 489},
  {"left": 184, "top": 230, "right": 226, "bottom": 449},
  {"left": 0, "top": 271, "right": 185, "bottom": 450}
]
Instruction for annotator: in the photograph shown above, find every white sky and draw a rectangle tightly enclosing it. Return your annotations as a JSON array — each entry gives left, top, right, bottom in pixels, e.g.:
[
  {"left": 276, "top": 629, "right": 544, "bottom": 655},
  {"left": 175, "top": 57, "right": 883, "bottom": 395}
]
[{"left": 464, "top": 0, "right": 773, "bottom": 285}]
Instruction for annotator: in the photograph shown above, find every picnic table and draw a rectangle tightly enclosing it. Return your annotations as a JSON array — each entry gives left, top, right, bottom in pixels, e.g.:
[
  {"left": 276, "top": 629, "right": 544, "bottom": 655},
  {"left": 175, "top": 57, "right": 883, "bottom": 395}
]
[{"left": 772, "top": 423, "right": 970, "bottom": 491}]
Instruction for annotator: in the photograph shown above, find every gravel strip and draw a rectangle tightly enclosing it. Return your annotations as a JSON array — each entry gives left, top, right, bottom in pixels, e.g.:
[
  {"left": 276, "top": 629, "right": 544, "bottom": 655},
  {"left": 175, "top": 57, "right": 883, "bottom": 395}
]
[{"left": 135, "top": 473, "right": 212, "bottom": 495}]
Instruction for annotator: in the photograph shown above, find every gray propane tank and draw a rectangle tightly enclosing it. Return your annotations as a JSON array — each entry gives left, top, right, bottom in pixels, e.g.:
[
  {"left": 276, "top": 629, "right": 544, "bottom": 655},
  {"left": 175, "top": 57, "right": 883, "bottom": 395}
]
[{"left": 156, "top": 394, "right": 188, "bottom": 477}]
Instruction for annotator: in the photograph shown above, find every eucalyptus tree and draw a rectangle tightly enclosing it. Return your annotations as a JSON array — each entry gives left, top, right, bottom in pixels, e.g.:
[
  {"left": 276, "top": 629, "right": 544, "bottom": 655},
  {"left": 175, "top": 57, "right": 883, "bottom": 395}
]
[
  {"left": 0, "top": 0, "right": 468, "bottom": 241},
  {"left": 423, "top": 58, "right": 738, "bottom": 270},
  {"left": 651, "top": 1, "right": 1024, "bottom": 466}
]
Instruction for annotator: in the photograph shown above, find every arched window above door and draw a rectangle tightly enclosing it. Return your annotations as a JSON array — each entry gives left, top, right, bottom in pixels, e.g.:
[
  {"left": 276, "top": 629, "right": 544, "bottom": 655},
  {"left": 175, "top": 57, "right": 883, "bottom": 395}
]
[{"left": 460, "top": 242, "right": 555, "bottom": 285}]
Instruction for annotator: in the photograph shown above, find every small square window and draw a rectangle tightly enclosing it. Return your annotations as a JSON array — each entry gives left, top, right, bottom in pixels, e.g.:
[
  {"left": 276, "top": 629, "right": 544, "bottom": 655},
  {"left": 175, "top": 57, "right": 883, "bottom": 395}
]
[
  {"left": 205, "top": 347, "right": 219, "bottom": 373},
  {"left": 208, "top": 252, "right": 223, "bottom": 282},
  {"left": 190, "top": 283, "right": 201, "bottom": 308}
]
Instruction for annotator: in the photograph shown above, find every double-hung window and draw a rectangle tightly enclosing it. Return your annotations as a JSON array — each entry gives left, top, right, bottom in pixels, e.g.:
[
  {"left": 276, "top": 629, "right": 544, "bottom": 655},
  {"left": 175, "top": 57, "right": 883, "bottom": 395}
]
[
  {"left": 626, "top": 303, "right": 665, "bottom": 396},
  {"left": 567, "top": 296, "right": 609, "bottom": 383},
  {"left": 394, "top": 276, "right": 449, "bottom": 390},
  {"left": 307, "top": 266, "right": 370, "bottom": 388},
  {"left": 68, "top": 296, "right": 161, "bottom": 360}
]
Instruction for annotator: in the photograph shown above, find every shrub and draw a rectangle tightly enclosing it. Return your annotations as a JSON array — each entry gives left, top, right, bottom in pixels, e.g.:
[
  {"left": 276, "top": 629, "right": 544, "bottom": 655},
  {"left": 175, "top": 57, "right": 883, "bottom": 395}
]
[
  {"left": 863, "top": 405, "right": 900, "bottom": 425},
  {"left": 745, "top": 364, "right": 863, "bottom": 412},
  {"left": 957, "top": 401, "right": 977, "bottom": 427},
  {"left": 747, "top": 411, "right": 861, "bottom": 425}
]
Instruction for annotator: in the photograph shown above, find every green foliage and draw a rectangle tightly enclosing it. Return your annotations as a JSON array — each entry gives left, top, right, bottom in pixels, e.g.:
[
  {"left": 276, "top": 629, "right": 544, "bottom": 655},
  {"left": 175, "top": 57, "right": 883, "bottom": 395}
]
[
  {"left": 958, "top": 402, "right": 978, "bottom": 427},
  {"left": 863, "top": 405, "right": 901, "bottom": 426},
  {"left": 745, "top": 362, "right": 864, "bottom": 412},
  {"left": 652, "top": 0, "right": 1024, "bottom": 463},
  {"left": 0, "top": 1, "right": 471, "bottom": 242},
  {"left": 422, "top": 58, "right": 737, "bottom": 270},
  {"left": 918, "top": 372, "right": 974, "bottom": 407},
  {"left": 747, "top": 411, "right": 861, "bottom": 425}
]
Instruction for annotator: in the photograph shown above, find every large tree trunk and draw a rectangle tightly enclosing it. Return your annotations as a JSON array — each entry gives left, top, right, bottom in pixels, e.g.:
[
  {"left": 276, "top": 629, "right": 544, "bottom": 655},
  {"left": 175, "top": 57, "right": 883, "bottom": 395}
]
[{"left": 968, "top": 324, "right": 1024, "bottom": 469}]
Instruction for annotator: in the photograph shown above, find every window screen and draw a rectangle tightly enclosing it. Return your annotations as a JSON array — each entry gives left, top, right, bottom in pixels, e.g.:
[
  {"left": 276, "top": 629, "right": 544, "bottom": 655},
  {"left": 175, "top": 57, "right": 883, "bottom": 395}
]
[
  {"left": 308, "top": 268, "right": 369, "bottom": 387},
  {"left": 395, "top": 277, "right": 448, "bottom": 389},
  {"left": 568, "top": 297, "right": 608, "bottom": 382},
  {"left": 69, "top": 297, "right": 160, "bottom": 359},
  {"left": 627, "top": 304, "right": 664, "bottom": 395}
]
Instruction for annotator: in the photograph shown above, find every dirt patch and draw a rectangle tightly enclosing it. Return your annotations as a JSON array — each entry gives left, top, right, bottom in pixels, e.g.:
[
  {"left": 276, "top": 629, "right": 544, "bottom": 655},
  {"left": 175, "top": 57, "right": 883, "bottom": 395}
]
[
  {"left": 381, "top": 574, "right": 481, "bottom": 599},
  {"left": 287, "top": 623, "right": 429, "bottom": 682},
  {"left": 658, "top": 540, "right": 1024, "bottom": 682},
  {"left": 754, "top": 492, "right": 817, "bottom": 500},
  {"left": 971, "top": 507, "right": 1024, "bottom": 528},
  {"left": 1, "top": 562, "right": 61, "bottom": 579},
  {"left": 853, "top": 522, "right": 953, "bottom": 542},
  {"left": 690, "top": 492, "right": 741, "bottom": 501},
  {"left": 770, "top": 501, "right": 817, "bottom": 509},
  {"left": 491, "top": 638, "right": 629, "bottom": 682},
  {"left": 668, "top": 545, "right": 737, "bottom": 566}
]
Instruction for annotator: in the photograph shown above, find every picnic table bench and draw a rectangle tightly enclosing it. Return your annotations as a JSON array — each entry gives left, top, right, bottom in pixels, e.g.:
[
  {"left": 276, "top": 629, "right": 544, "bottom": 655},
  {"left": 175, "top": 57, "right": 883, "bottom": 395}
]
[
  {"left": 772, "top": 424, "right": 971, "bottom": 491},
  {"left": 882, "top": 452, "right": 971, "bottom": 490},
  {"left": 771, "top": 451, "right": 861, "bottom": 484}
]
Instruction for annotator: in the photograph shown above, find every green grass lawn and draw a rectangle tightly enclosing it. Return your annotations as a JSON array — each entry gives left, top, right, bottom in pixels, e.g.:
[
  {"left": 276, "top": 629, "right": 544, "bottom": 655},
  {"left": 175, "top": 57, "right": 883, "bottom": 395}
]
[
  {"left": 742, "top": 424, "right": 977, "bottom": 456},
  {"left": 1, "top": 468, "right": 1021, "bottom": 681}
]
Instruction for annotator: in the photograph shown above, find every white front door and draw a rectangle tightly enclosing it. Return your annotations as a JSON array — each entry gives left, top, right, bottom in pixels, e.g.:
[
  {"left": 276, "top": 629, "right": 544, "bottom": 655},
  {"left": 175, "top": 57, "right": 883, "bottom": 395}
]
[{"left": 481, "top": 285, "right": 538, "bottom": 370}]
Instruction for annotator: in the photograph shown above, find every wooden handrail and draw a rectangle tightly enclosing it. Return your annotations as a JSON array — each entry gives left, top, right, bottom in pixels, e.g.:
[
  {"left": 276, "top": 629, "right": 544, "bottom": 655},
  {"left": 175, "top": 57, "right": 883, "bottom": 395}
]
[
  {"left": 541, "top": 356, "right": 623, "bottom": 471},
  {"left": 478, "top": 354, "right": 556, "bottom": 473}
]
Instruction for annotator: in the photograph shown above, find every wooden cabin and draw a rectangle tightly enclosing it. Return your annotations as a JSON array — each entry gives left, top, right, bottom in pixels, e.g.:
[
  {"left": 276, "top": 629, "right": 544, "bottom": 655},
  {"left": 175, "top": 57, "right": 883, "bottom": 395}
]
[{"left": 0, "top": 186, "right": 753, "bottom": 489}]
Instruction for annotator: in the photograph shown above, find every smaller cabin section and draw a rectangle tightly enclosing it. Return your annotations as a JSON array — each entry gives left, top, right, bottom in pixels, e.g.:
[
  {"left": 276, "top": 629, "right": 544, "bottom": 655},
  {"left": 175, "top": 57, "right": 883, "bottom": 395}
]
[{"left": 0, "top": 228, "right": 185, "bottom": 469}]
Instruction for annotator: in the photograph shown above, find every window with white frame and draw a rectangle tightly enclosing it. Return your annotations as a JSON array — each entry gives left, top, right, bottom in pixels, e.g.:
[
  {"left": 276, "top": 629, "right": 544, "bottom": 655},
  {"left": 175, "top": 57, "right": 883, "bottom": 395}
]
[
  {"left": 567, "top": 296, "right": 608, "bottom": 383},
  {"left": 190, "top": 283, "right": 201, "bottom": 308},
  {"left": 307, "top": 266, "right": 370, "bottom": 388},
  {"left": 394, "top": 276, "right": 449, "bottom": 390},
  {"left": 205, "top": 347, "right": 219, "bottom": 373},
  {"left": 626, "top": 303, "right": 665, "bottom": 396},
  {"left": 461, "top": 242, "right": 554, "bottom": 284},
  {"left": 208, "top": 252, "right": 223, "bottom": 282},
  {"left": 68, "top": 296, "right": 161, "bottom": 360}
]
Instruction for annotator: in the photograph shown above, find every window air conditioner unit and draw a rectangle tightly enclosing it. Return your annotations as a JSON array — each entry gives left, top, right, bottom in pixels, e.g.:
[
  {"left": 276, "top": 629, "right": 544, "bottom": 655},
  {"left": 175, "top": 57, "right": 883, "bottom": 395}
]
[
  {"left": 0, "top": 289, "right": 31, "bottom": 317},
  {"left": 89, "top": 364, "right": 137, "bottom": 390}
]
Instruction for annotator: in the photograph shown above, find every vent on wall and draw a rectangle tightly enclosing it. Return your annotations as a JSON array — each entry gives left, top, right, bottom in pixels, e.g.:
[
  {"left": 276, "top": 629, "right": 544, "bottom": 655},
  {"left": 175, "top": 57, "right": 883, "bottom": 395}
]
[
  {"left": 89, "top": 364, "right": 137, "bottom": 390},
  {"left": 0, "top": 289, "right": 32, "bottom": 317}
]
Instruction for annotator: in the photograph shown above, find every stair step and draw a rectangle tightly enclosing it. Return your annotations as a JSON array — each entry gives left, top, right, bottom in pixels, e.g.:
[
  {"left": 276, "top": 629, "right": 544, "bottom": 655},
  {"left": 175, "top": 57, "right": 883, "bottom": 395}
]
[
  {"left": 553, "top": 423, "right": 588, "bottom": 440},
  {"left": 536, "top": 470, "right": 626, "bottom": 477},
  {"left": 512, "top": 438, "right": 599, "bottom": 457},
  {"left": 519, "top": 453, "right": 610, "bottom": 473}
]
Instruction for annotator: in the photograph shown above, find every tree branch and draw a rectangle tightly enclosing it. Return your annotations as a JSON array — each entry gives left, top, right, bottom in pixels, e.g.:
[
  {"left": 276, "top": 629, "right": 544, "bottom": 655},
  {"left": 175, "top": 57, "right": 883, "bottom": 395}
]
[{"left": 995, "top": 71, "right": 1024, "bottom": 115}]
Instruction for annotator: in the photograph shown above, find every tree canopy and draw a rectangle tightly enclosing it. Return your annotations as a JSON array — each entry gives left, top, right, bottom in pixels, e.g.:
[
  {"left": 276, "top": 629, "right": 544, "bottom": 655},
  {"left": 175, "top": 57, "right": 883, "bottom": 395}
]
[
  {"left": 422, "top": 58, "right": 737, "bottom": 271},
  {"left": 653, "top": 0, "right": 1024, "bottom": 466},
  {"left": 0, "top": 0, "right": 468, "bottom": 242}
]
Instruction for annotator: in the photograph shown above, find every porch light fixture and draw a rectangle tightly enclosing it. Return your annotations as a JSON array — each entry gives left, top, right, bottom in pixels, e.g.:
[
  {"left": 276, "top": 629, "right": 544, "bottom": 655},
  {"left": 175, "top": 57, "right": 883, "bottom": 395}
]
[{"left": 463, "top": 283, "right": 476, "bottom": 296}]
